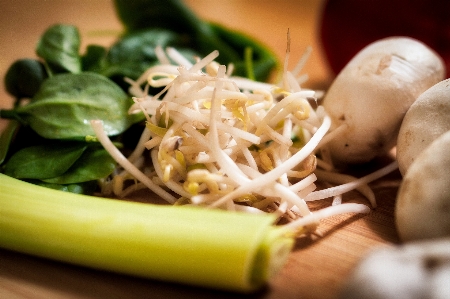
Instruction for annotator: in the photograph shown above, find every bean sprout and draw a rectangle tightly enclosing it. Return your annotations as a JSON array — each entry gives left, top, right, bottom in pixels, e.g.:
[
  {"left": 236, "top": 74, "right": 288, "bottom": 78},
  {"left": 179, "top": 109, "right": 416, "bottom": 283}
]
[{"left": 92, "top": 46, "right": 398, "bottom": 236}]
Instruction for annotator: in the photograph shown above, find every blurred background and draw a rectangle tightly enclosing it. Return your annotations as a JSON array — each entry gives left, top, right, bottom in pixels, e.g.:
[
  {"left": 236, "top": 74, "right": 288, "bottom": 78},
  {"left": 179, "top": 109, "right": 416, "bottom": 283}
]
[
  {"left": 1, "top": 0, "right": 449, "bottom": 110},
  {"left": 0, "top": 0, "right": 329, "bottom": 108},
  {"left": 0, "top": 1, "right": 448, "bottom": 298},
  {"left": 1, "top": 0, "right": 449, "bottom": 198}
]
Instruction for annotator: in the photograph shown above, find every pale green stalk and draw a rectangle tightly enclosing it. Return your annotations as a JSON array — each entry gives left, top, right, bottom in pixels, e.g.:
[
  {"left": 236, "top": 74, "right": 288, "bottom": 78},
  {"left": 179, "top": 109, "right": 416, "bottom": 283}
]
[{"left": 0, "top": 173, "right": 294, "bottom": 292}]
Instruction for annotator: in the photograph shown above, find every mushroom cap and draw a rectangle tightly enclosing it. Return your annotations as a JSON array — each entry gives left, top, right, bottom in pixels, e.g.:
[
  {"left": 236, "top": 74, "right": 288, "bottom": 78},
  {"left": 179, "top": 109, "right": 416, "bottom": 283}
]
[
  {"left": 396, "top": 130, "right": 450, "bottom": 242},
  {"left": 397, "top": 78, "right": 450, "bottom": 176},
  {"left": 339, "top": 238, "right": 450, "bottom": 299},
  {"left": 323, "top": 37, "right": 445, "bottom": 164}
]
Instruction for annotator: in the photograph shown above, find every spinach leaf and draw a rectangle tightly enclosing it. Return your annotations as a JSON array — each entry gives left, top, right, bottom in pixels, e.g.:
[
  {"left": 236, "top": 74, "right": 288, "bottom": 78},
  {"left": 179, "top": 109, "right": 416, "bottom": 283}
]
[
  {"left": 0, "top": 124, "right": 47, "bottom": 161},
  {"left": 103, "top": 29, "right": 193, "bottom": 81},
  {"left": 81, "top": 44, "right": 108, "bottom": 73},
  {"left": 43, "top": 146, "right": 116, "bottom": 184},
  {"left": 4, "top": 59, "right": 48, "bottom": 99},
  {"left": 113, "top": 0, "right": 240, "bottom": 64},
  {"left": 209, "top": 23, "right": 278, "bottom": 82},
  {"left": 7, "top": 72, "right": 143, "bottom": 139},
  {"left": 113, "top": 0, "right": 278, "bottom": 81},
  {"left": 114, "top": 0, "right": 200, "bottom": 35},
  {"left": 36, "top": 24, "right": 82, "bottom": 74},
  {"left": 0, "top": 120, "right": 20, "bottom": 165},
  {"left": 31, "top": 180, "right": 98, "bottom": 194},
  {"left": 3, "top": 142, "right": 87, "bottom": 180}
]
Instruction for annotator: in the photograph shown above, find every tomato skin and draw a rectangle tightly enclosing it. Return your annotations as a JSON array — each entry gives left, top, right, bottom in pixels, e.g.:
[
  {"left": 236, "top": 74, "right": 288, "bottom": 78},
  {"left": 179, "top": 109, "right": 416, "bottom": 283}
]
[{"left": 319, "top": 0, "right": 450, "bottom": 78}]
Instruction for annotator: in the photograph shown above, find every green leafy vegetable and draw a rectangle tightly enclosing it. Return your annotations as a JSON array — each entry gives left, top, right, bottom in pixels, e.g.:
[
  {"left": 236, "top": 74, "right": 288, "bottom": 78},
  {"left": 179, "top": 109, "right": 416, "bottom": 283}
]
[
  {"left": 1, "top": 0, "right": 279, "bottom": 195},
  {"left": 43, "top": 146, "right": 116, "bottom": 184},
  {"left": 103, "top": 28, "right": 195, "bottom": 81},
  {"left": 81, "top": 44, "right": 108, "bottom": 73},
  {"left": 4, "top": 59, "right": 48, "bottom": 99},
  {"left": 36, "top": 24, "right": 82, "bottom": 74},
  {"left": 0, "top": 120, "right": 20, "bottom": 165},
  {"left": 114, "top": 0, "right": 201, "bottom": 35},
  {"left": 32, "top": 180, "right": 98, "bottom": 194},
  {"left": 209, "top": 23, "right": 278, "bottom": 82},
  {"left": 3, "top": 143, "right": 87, "bottom": 180},
  {"left": 113, "top": 0, "right": 277, "bottom": 82},
  {"left": 114, "top": 0, "right": 241, "bottom": 67},
  {"left": 2, "top": 138, "right": 116, "bottom": 191},
  {"left": 1, "top": 72, "right": 143, "bottom": 139}
]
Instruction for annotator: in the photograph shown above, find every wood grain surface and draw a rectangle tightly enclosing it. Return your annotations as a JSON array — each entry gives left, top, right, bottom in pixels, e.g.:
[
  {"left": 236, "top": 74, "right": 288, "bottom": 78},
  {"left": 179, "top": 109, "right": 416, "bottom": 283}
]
[{"left": 0, "top": 1, "right": 402, "bottom": 298}]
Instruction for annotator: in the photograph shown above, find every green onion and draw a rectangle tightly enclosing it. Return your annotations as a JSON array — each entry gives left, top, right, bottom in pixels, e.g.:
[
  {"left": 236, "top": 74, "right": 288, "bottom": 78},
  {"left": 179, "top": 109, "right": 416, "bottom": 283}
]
[{"left": 0, "top": 173, "right": 293, "bottom": 292}]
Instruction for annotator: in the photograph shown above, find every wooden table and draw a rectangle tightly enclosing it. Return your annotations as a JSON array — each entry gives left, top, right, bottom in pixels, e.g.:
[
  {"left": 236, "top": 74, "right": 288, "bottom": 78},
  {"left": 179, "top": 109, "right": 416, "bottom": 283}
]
[{"left": 0, "top": 1, "right": 401, "bottom": 298}]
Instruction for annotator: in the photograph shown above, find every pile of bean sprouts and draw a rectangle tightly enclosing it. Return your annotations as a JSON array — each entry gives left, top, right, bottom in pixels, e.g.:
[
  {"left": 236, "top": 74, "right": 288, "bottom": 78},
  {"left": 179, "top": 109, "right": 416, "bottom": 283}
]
[{"left": 91, "top": 45, "right": 398, "bottom": 236}]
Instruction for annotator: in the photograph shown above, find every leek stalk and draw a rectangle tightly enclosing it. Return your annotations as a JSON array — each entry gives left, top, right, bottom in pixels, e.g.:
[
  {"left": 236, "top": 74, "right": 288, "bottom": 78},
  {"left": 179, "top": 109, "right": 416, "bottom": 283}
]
[{"left": 0, "top": 173, "right": 293, "bottom": 292}]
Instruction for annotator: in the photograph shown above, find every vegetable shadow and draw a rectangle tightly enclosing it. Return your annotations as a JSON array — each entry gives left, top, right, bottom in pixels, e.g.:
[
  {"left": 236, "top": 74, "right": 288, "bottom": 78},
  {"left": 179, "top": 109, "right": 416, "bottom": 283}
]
[
  {"left": 0, "top": 248, "right": 274, "bottom": 299},
  {"left": 292, "top": 213, "right": 368, "bottom": 251}
]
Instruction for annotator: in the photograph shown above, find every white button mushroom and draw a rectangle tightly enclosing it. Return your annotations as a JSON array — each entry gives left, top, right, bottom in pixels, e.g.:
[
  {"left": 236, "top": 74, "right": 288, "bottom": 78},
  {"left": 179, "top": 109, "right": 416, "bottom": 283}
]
[
  {"left": 339, "top": 238, "right": 450, "bottom": 299},
  {"left": 397, "top": 78, "right": 450, "bottom": 176},
  {"left": 395, "top": 130, "right": 450, "bottom": 242},
  {"left": 322, "top": 37, "right": 445, "bottom": 165}
]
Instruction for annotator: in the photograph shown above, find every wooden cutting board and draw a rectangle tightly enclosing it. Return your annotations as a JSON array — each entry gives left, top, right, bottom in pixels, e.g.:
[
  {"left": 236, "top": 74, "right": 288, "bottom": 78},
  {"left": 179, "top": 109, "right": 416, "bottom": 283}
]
[
  {"left": 0, "top": 1, "right": 402, "bottom": 298},
  {"left": 0, "top": 164, "right": 401, "bottom": 299}
]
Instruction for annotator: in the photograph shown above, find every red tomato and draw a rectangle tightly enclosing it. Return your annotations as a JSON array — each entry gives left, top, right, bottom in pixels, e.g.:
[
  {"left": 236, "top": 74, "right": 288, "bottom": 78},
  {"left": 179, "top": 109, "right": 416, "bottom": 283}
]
[{"left": 319, "top": 0, "right": 450, "bottom": 78}]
